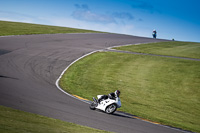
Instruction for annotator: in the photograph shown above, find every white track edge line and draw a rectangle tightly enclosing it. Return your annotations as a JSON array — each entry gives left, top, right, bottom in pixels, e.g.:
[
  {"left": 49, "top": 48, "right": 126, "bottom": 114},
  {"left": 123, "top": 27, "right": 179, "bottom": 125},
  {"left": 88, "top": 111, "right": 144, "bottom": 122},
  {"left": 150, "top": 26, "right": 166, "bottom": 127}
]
[{"left": 55, "top": 50, "right": 103, "bottom": 104}]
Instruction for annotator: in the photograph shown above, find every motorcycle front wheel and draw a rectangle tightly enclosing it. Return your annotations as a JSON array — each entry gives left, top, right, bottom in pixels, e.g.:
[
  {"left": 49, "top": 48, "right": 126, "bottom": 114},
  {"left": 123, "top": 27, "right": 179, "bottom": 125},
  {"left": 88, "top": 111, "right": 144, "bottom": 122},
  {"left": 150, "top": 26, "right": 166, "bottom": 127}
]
[
  {"left": 105, "top": 104, "right": 117, "bottom": 114},
  {"left": 90, "top": 102, "right": 97, "bottom": 110}
]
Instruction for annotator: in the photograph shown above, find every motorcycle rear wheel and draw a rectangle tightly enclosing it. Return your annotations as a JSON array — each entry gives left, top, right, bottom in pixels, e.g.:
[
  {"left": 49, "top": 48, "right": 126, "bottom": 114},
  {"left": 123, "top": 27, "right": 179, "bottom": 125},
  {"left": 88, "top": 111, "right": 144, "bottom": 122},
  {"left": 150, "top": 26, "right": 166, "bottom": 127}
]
[{"left": 105, "top": 104, "right": 117, "bottom": 114}]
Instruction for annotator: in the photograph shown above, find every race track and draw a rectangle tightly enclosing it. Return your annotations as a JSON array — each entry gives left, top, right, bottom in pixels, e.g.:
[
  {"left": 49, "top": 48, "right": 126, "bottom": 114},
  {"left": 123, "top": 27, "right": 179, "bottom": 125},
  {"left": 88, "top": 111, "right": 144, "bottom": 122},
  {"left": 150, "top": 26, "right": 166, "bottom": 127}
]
[{"left": 0, "top": 33, "right": 185, "bottom": 133}]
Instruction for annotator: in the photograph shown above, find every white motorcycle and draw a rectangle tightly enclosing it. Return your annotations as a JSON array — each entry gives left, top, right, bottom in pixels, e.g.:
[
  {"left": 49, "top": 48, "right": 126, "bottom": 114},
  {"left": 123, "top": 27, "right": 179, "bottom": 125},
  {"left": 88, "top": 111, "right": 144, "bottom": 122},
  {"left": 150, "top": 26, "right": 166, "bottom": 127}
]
[{"left": 90, "top": 95, "right": 121, "bottom": 114}]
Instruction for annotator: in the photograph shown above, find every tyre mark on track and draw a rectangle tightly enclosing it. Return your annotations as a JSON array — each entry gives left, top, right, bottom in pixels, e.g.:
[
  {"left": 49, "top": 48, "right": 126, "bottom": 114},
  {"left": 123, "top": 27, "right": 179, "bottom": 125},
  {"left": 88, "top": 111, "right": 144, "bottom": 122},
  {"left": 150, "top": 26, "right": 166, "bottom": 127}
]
[
  {"left": 0, "top": 75, "right": 18, "bottom": 80},
  {"left": 0, "top": 50, "right": 11, "bottom": 56}
]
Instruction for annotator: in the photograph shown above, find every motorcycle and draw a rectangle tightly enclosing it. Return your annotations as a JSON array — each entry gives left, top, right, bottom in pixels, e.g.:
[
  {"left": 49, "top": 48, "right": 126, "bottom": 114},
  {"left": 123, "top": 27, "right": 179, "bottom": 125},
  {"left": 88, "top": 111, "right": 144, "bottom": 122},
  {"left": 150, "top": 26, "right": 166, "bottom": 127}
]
[{"left": 90, "top": 95, "right": 121, "bottom": 114}]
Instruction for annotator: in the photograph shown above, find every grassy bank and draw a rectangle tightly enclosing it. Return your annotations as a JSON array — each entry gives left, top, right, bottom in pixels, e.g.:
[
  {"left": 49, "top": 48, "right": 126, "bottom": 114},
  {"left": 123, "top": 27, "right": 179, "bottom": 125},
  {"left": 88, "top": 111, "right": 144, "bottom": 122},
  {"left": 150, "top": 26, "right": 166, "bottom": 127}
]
[
  {"left": 0, "top": 20, "right": 102, "bottom": 36},
  {"left": 0, "top": 105, "right": 111, "bottom": 133},
  {"left": 60, "top": 50, "right": 200, "bottom": 132},
  {"left": 114, "top": 41, "right": 200, "bottom": 59}
]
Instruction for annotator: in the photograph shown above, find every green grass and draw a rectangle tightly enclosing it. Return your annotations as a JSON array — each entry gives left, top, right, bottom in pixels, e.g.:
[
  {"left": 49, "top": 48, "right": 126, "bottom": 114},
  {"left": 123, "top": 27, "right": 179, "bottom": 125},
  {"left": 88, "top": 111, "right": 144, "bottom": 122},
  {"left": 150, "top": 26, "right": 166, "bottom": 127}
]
[
  {"left": 114, "top": 41, "right": 200, "bottom": 59},
  {"left": 0, "top": 20, "right": 103, "bottom": 36},
  {"left": 60, "top": 52, "right": 200, "bottom": 132},
  {"left": 0, "top": 105, "right": 111, "bottom": 133}
]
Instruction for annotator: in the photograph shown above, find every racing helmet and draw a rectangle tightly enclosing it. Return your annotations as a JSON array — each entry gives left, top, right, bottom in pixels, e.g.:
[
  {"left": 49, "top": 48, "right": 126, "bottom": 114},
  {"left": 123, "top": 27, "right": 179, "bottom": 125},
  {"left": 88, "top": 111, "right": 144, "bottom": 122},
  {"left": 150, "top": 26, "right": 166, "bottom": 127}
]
[{"left": 115, "top": 90, "right": 120, "bottom": 97}]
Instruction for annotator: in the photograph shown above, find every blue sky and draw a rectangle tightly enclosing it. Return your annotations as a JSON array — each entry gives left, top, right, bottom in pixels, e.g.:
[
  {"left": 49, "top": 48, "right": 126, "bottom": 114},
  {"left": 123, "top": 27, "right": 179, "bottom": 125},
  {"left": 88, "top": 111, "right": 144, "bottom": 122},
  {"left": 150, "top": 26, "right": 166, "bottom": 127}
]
[{"left": 0, "top": 0, "right": 200, "bottom": 42}]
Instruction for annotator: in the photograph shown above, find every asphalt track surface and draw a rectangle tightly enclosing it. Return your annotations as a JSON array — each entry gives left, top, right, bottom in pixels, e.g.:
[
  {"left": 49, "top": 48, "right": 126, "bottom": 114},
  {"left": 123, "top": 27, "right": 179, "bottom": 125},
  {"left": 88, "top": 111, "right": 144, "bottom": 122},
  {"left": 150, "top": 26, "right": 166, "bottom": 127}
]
[{"left": 0, "top": 33, "right": 187, "bottom": 133}]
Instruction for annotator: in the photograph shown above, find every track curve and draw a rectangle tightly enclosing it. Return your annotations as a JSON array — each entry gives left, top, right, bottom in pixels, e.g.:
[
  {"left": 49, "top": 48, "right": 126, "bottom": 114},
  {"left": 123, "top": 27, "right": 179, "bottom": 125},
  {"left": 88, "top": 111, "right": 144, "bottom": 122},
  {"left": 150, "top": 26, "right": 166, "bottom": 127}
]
[{"left": 0, "top": 33, "right": 185, "bottom": 133}]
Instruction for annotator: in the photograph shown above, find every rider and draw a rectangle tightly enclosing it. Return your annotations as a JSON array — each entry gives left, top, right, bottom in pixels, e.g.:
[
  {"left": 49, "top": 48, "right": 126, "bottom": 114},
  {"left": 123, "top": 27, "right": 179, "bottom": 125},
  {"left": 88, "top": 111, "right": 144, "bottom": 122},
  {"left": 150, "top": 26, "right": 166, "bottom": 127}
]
[{"left": 97, "top": 90, "right": 120, "bottom": 103}]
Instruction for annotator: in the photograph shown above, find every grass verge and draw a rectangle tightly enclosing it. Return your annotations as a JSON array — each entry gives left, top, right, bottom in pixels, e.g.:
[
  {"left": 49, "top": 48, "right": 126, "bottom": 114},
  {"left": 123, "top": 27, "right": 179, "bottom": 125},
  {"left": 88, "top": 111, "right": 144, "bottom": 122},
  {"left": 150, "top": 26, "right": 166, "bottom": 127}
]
[
  {"left": 59, "top": 52, "right": 200, "bottom": 132},
  {"left": 0, "top": 105, "right": 111, "bottom": 133},
  {"left": 114, "top": 41, "right": 200, "bottom": 59},
  {"left": 0, "top": 20, "right": 103, "bottom": 36}
]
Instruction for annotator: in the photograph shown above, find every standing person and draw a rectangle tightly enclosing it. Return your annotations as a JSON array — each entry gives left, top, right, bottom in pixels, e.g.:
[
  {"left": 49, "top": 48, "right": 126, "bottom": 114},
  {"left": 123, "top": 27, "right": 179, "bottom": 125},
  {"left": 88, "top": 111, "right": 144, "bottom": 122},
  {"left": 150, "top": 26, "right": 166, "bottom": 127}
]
[{"left": 152, "top": 29, "right": 157, "bottom": 39}]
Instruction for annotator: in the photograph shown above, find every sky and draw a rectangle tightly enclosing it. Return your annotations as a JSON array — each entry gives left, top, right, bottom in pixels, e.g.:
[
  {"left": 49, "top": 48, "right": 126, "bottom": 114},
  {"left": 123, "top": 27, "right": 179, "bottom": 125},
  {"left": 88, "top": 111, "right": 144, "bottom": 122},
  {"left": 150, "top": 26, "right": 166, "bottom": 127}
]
[{"left": 0, "top": 0, "right": 200, "bottom": 42}]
